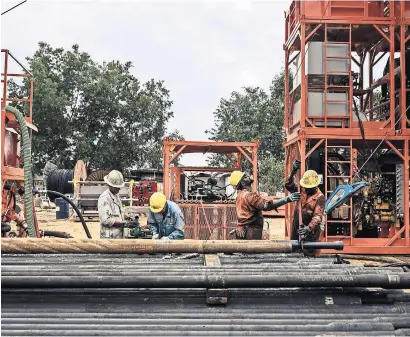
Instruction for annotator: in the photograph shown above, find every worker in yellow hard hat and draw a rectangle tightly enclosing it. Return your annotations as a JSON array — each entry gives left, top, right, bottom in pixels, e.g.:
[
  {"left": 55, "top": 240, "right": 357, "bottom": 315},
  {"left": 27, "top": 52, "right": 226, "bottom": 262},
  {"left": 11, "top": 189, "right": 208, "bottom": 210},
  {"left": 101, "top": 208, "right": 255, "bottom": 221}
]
[
  {"left": 285, "top": 160, "right": 325, "bottom": 257},
  {"left": 147, "top": 192, "right": 185, "bottom": 240},
  {"left": 229, "top": 171, "right": 301, "bottom": 240}
]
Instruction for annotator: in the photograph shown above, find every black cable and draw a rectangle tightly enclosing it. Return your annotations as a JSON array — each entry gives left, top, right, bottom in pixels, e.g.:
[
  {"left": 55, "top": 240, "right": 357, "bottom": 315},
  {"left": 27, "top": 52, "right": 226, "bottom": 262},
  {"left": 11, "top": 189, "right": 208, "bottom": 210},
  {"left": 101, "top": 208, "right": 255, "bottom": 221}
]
[
  {"left": 46, "top": 169, "right": 74, "bottom": 201},
  {"left": 353, "top": 100, "right": 382, "bottom": 176},
  {"left": 1, "top": 0, "right": 27, "bottom": 15},
  {"left": 45, "top": 190, "right": 92, "bottom": 239}
]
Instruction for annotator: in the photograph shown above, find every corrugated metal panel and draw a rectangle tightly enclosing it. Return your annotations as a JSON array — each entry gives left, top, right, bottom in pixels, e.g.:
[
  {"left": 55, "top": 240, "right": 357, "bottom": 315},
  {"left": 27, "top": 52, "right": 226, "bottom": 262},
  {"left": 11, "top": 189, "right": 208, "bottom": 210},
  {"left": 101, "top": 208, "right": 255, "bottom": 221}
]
[{"left": 2, "top": 253, "right": 410, "bottom": 336}]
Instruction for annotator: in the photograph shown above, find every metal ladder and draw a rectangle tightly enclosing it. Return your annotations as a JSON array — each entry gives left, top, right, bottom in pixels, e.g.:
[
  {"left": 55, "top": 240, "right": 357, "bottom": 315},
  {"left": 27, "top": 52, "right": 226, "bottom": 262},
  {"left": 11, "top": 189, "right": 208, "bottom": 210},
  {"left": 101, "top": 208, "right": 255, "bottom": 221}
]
[
  {"left": 324, "top": 139, "right": 354, "bottom": 241},
  {"left": 323, "top": 24, "right": 352, "bottom": 128}
]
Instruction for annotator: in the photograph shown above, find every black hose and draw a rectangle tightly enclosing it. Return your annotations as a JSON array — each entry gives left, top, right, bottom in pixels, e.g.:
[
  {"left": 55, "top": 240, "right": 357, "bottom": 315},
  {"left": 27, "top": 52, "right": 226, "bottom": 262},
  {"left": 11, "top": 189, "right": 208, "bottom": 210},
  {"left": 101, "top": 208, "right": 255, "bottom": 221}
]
[
  {"left": 45, "top": 190, "right": 92, "bottom": 239},
  {"left": 1, "top": 222, "right": 11, "bottom": 233},
  {"left": 46, "top": 169, "right": 74, "bottom": 201},
  {"left": 40, "top": 230, "right": 73, "bottom": 239}
]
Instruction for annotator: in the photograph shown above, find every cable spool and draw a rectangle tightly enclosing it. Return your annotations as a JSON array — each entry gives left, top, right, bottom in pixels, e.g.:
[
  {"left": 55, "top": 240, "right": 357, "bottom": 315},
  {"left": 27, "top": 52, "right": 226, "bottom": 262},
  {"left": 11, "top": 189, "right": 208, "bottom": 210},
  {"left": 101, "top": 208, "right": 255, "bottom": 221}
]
[
  {"left": 46, "top": 169, "right": 74, "bottom": 201},
  {"left": 86, "top": 170, "right": 110, "bottom": 181},
  {"left": 43, "top": 160, "right": 87, "bottom": 201}
]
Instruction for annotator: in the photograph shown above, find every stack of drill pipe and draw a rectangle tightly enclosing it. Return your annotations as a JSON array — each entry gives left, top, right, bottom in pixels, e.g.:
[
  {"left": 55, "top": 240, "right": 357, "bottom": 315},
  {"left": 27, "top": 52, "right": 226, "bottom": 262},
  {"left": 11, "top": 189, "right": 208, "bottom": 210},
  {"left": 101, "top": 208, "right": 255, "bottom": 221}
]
[
  {"left": 3, "top": 254, "right": 410, "bottom": 336},
  {"left": 2, "top": 253, "right": 410, "bottom": 289}
]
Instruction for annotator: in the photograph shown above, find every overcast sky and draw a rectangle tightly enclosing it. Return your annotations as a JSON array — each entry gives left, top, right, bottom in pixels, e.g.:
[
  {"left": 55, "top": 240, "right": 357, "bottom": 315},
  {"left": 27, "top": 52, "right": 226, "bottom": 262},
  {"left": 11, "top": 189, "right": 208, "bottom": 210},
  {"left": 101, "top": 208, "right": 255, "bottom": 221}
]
[{"left": 1, "top": 0, "right": 289, "bottom": 165}]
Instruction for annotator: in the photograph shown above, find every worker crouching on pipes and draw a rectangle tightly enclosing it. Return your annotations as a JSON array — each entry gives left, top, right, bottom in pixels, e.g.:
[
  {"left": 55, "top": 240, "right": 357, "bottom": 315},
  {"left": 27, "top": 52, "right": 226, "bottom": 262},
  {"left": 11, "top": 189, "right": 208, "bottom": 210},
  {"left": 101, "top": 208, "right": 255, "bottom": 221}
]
[
  {"left": 98, "top": 170, "right": 133, "bottom": 239},
  {"left": 148, "top": 192, "right": 185, "bottom": 240},
  {"left": 285, "top": 160, "right": 325, "bottom": 257},
  {"left": 229, "top": 171, "right": 301, "bottom": 240}
]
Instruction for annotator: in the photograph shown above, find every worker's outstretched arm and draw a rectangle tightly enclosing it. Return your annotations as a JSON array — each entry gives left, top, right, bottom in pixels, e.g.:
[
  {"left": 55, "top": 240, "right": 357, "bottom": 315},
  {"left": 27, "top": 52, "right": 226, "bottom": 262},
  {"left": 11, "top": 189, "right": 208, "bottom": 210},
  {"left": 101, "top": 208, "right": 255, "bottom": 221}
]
[
  {"left": 245, "top": 192, "right": 300, "bottom": 212},
  {"left": 285, "top": 160, "right": 301, "bottom": 193},
  {"left": 263, "top": 192, "right": 301, "bottom": 212}
]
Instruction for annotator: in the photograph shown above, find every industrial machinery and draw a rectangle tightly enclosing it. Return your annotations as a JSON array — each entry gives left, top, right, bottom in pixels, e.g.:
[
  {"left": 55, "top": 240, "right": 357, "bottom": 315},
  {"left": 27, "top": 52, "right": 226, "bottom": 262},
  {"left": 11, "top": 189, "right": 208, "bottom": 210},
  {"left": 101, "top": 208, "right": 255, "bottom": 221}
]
[
  {"left": 163, "top": 139, "right": 260, "bottom": 203},
  {"left": 131, "top": 180, "right": 159, "bottom": 206},
  {"left": 123, "top": 216, "right": 153, "bottom": 239},
  {"left": 284, "top": 0, "right": 410, "bottom": 254},
  {"left": 1, "top": 50, "right": 39, "bottom": 238}
]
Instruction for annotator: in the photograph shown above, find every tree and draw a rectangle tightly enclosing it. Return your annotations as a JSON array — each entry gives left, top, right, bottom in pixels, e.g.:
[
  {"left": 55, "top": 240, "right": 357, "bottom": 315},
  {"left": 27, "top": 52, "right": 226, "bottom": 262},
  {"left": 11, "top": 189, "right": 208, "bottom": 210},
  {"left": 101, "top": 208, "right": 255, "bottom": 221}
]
[
  {"left": 258, "top": 156, "right": 285, "bottom": 195},
  {"left": 206, "top": 70, "right": 289, "bottom": 193},
  {"left": 8, "top": 42, "right": 177, "bottom": 174}
]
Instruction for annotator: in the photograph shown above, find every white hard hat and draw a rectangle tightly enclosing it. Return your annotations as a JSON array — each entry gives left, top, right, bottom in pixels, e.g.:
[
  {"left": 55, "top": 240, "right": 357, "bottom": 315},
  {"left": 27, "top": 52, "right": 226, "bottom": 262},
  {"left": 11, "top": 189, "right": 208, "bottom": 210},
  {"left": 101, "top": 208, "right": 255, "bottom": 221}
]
[{"left": 104, "top": 170, "right": 125, "bottom": 188}]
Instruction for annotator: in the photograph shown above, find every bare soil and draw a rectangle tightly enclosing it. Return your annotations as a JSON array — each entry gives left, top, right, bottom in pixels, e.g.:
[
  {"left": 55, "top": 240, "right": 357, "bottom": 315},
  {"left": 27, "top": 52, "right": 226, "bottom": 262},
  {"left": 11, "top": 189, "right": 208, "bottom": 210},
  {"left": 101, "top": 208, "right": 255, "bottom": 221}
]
[{"left": 33, "top": 208, "right": 286, "bottom": 240}]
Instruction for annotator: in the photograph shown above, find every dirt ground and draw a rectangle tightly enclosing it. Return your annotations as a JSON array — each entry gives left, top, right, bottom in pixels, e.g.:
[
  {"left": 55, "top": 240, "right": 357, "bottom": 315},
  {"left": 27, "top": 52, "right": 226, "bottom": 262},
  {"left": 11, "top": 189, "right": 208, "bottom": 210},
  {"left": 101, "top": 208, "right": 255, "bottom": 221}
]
[{"left": 33, "top": 207, "right": 286, "bottom": 240}]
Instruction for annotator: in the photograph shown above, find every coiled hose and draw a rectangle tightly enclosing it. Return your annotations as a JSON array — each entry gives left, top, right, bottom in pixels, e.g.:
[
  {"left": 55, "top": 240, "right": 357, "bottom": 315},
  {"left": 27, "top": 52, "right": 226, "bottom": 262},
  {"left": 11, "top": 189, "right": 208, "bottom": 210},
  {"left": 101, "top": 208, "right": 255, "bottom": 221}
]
[
  {"left": 4, "top": 106, "right": 36, "bottom": 237},
  {"left": 46, "top": 169, "right": 74, "bottom": 201}
]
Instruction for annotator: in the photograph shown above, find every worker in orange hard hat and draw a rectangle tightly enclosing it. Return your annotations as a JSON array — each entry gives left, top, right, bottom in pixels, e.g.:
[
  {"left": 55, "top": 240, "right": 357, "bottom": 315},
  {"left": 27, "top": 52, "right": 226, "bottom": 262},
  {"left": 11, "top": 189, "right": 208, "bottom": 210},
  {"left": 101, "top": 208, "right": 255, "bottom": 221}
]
[
  {"left": 285, "top": 160, "right": 325, "bottom": 257},
  {"left": 229, "top": 171, "right": 301, "bottom": 240}
]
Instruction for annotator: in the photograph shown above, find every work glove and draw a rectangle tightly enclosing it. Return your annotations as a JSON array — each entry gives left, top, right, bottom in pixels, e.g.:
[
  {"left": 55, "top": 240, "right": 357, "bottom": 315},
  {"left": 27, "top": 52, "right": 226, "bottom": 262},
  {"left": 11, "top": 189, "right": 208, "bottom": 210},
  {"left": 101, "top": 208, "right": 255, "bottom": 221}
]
[
  {"left": 113, "top": 221, "right": 125, "bottom": 228},
  {"left": 152, "top": 234, "right": 159, "bottom": 240},
  {"left": 161, "top": 236, "right": 170, "bottom": 241},
  {"left": 287, "top": 192, "right": 301, "bottom": 202},
  {"left": 123, "top": 221, "right": 136, "bottom": 228},
  {"left": 298, "top": 225, "right": 313, "bottom": 237},
  {"left": 235, "top": 226, "right": 247, "bottom": 239},
  {"left": 291, "top": 160, "right": 301, "bottom": 174}
]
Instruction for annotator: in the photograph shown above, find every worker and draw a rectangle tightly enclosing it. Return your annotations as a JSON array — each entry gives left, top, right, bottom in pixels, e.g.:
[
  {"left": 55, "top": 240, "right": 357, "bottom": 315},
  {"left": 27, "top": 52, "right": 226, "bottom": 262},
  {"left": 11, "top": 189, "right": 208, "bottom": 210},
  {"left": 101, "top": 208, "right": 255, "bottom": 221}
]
[
  {"left": 148, "top": 192, "right": 185, "bottom": 240},
  {"left": 98, "top": 170, "right": 128, "bottom": 239},
  {"left": 229, "top": 171, "right": 301, "bottom": 240},
  {"left": 285, "top": 160, "right": 325, "bottom": 257}
]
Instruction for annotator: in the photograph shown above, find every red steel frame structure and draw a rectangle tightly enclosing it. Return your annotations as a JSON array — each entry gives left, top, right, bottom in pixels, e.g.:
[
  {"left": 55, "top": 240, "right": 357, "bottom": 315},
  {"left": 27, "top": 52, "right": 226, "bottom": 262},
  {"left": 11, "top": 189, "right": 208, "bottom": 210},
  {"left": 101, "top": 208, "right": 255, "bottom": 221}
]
[
  {"left": 284, "top": 1, "right": 410, "bottom": 254},
  {"left": 162, "top": 139, "right": 260, "bottom": 241},
  {"left": 162, "top": 138, "right": 260, "bottom": 199},
  {"left": 1, "top": 49, "right": 36, "bottom": 189}
]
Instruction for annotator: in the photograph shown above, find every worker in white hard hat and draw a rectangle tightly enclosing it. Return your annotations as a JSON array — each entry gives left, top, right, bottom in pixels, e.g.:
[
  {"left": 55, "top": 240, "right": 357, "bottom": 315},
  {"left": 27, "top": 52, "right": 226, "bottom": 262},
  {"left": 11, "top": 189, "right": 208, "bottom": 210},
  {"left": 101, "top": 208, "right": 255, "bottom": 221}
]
[
  {"left": 147, "top": 192, "right": 185, "bottom": 240},
  {"left": 229, "top": 171, "right": 301, "bottom": 240},
  {"left": 285, "top": 160, "right": 325, "bottom": 256},
  {"left": 98, "top": 170, "right": 129, "bottom": 239}
]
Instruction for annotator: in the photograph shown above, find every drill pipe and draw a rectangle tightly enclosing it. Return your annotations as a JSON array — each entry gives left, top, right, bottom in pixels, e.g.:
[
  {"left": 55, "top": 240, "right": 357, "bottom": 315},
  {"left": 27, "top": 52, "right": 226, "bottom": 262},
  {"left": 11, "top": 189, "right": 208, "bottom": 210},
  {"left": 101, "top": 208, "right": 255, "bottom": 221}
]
[
  {"left": 2, "top": 273, "right": 409, "bottom": 289},
  {"left": 0, "top": 239, "right": 343, "bottom": 254}
]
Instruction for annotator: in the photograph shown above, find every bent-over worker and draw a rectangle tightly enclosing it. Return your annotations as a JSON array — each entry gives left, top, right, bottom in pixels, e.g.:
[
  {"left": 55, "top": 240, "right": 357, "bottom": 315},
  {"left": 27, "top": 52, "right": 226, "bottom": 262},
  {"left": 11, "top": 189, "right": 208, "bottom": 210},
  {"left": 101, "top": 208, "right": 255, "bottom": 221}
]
[
  {"left": 98, "top": 170, "right": 128, "bottom": 239},
  {"left": 148, "top": 192, "right": 185, "bottom": 240},
  {"left": 285, "top": 161, "right": 325, "bottom": 256},
  {"left": 229, "top": 171, "right": 301, "bottom": 240}
]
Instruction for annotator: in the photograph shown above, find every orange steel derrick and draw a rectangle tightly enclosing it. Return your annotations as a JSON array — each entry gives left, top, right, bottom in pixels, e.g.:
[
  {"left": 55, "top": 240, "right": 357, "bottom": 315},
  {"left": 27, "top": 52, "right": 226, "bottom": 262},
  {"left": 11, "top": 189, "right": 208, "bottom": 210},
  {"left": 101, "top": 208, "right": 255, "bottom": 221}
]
[{"left": 284, "top": 1, "right": 410, "bottom": 254}]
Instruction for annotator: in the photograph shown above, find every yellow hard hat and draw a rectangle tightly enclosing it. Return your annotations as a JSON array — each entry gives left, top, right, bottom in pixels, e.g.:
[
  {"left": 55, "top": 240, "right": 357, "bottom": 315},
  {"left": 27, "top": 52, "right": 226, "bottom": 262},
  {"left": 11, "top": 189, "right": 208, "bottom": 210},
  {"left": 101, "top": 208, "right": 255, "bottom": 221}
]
[
  {"left": 229, "top": 171, "right": 244, "bottom": 187},
  {"left": 300, "top": 170, "right": 320, "bottom": 188},
  {"left": 149, "top": 192, "right": 167, "bottom": 213}
]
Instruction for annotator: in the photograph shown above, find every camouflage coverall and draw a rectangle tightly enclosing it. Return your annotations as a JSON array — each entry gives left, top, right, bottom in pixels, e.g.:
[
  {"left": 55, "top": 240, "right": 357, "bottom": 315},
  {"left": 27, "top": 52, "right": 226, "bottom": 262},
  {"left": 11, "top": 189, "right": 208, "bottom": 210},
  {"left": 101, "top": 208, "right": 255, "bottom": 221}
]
[
  {"left": 98, "top": 189, "right": 124, "bottom": 239},
  {"left": 235, "top": 189, "right": 269, "bottom": 240},
  {"left": 285, "top": 180, "right": 325, "bottom": 256}
]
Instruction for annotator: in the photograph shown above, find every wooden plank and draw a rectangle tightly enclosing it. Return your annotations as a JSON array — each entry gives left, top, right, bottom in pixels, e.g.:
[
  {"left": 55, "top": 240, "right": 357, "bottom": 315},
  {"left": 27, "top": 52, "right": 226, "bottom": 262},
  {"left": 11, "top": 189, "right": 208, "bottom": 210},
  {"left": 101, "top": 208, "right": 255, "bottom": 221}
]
[{"left": 204, "top": 254, "right": 227, "bottom": 305}]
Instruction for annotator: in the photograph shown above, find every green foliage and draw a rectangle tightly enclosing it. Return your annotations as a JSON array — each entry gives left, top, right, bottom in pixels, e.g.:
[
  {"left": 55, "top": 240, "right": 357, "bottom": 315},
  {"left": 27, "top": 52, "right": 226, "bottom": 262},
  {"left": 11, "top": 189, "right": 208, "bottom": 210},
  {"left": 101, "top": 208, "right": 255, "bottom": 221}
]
[
  {"left": 8, "top": 42, "right": 177, "bottom": 174},
  {"left": 206, "top": 70, "right": 289, "bottom": 193},
  {"left": 258, "top": 156, "right": 285, "bottom": 194}
]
